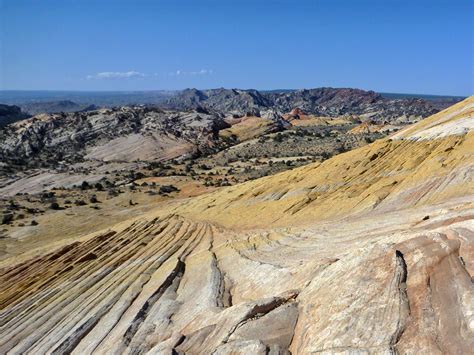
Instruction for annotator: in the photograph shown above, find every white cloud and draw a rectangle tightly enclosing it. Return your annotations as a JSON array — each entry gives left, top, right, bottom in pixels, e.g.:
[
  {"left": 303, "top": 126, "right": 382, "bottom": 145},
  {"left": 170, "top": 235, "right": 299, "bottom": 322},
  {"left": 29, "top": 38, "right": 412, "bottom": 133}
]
[
  {"left": 86, "top": 71, "right": 146, "bottom": 80},
  {"left": 85, "top": 69, "right": 212, "bottom": 80},
  {"left": 169, "top": 69, "right": 213, "bottom": 76}
]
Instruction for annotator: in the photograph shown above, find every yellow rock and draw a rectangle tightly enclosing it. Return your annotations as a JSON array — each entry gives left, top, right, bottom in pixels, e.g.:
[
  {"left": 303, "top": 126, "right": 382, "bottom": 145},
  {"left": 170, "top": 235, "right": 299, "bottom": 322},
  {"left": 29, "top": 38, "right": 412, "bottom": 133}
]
[{"left": 0, "top": 97, "right": 472, "bottom": 354}]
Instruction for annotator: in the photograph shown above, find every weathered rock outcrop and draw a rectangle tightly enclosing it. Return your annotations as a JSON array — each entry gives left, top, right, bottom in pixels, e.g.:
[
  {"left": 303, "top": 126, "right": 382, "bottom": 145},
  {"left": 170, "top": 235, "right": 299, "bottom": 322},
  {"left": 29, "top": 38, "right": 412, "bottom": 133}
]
[
  {"left": 0, "top": 107, "right": 230, "bottom": 169},
  {"left": 0, "top": 98, "right": 472, "bottom": 354},
  {"left": 164, "top": 87, "right": 455, "bottom": 123},
  {"left": 164, "top": 88, "right": 272, "bottom": 116}
]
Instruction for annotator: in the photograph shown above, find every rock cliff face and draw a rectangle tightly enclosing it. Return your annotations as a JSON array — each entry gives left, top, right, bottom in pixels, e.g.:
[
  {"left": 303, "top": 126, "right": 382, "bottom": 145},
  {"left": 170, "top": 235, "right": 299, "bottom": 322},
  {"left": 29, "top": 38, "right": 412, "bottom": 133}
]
[{"left": 0, "top": 98, "right": 472, "bottom": 354}]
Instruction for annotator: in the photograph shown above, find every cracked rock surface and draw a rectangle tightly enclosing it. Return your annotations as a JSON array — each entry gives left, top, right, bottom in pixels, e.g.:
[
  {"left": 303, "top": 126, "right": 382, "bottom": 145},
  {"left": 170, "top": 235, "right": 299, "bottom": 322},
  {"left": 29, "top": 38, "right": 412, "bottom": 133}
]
[{"left": 0, "top": 98, "right": 473, "bottom": 354}]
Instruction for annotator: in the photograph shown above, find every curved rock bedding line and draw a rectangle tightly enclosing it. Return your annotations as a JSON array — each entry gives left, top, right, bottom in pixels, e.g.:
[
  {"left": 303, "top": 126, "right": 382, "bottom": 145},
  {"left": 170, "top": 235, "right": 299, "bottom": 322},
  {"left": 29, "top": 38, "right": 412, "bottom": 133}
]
[
  {"left": 0, "top": 98, "right": 472, "bottom": 354},
  {"left": 0, "top": 214, "right": 300, "bottom": 354},
  {"left": 0, "top": 209, "right": 472, "bottom": 354}
]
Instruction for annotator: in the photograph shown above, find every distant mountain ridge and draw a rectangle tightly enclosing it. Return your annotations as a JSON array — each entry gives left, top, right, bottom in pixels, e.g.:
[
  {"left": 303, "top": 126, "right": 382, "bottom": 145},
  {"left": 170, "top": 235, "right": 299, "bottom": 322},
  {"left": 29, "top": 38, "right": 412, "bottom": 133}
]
[
  {"left": 20, "top": 100, "right": 98, "bottom": 115},
  {"left": 162, "top": 87, "right": 454, "bottom": 123},
  {"left": 0, "top": 87, "right": 464, "bottom": 124},
  {"left": 0, "top": 104, "right": 29, "bottom": 127}
]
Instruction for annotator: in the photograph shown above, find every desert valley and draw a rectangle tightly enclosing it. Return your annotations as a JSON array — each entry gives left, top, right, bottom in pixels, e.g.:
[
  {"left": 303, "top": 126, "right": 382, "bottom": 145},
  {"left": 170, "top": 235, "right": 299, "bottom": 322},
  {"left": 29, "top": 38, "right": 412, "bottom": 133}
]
[{"left": 0, "top": 88, "right": 472, "bottom": 354}]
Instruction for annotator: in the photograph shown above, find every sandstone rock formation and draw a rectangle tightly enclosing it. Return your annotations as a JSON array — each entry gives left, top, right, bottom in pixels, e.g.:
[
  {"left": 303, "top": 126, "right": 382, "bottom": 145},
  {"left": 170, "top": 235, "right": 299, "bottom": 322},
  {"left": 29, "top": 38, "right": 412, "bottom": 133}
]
[
  {"left": 219, "top": 116, "right": 283, "bottom": 142},
  {"left": 164, "top": 87, "right": 451, "bottom": 123},
  {"left": 0, "top": 107, "right": 230, "bottom": 170},
  {"left": 0, "top": 98, "right": 472, "bottom": 354}
]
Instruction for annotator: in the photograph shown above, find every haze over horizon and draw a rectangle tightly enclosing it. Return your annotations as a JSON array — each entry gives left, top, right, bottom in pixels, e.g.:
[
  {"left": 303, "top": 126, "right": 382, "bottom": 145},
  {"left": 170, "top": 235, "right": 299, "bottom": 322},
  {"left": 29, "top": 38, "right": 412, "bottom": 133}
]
[{"left": 1, "top": 0, "right": 473, "bottom": 96}]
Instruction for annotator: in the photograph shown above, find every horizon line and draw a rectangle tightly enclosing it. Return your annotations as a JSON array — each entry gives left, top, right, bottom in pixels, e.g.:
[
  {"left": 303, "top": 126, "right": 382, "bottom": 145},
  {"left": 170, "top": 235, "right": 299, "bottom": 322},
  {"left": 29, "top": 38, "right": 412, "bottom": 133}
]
[{"left": 0, "top": 88, "right": 468, "bottom": 98}]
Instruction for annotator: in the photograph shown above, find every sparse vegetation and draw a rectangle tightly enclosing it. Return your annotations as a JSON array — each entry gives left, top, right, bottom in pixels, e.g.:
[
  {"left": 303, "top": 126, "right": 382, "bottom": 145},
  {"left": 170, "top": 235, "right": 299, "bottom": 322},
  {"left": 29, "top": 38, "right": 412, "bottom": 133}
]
[{"left": 49, "top": 202, "right": 61, "bottom": 210}]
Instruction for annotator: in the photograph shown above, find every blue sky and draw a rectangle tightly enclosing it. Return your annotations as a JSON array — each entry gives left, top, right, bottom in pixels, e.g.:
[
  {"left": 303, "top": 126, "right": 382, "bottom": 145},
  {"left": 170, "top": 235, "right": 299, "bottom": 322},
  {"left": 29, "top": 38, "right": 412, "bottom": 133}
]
[{"left": 1, "top": 0, "right": 472, "bottom": 95}]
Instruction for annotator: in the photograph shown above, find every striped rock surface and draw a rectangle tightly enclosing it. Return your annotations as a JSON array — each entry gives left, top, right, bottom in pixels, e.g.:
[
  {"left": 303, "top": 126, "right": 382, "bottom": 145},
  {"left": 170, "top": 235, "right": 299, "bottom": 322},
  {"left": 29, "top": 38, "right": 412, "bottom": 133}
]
[{"left": 0, "top": 98, "right": 473, "bottom": 354}]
